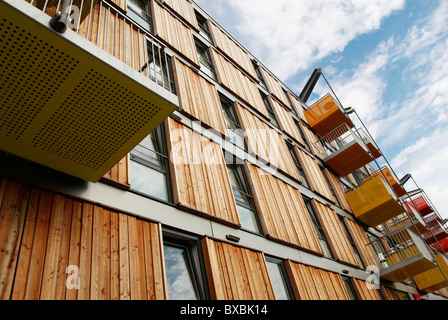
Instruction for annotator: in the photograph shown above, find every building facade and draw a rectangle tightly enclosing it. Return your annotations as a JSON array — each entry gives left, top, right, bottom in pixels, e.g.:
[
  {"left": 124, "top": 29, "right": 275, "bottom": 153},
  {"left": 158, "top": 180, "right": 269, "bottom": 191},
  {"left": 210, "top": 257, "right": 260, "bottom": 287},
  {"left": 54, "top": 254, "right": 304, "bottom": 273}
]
[{"left": 0, "top": 0, "right": 447, "bottom": 301}]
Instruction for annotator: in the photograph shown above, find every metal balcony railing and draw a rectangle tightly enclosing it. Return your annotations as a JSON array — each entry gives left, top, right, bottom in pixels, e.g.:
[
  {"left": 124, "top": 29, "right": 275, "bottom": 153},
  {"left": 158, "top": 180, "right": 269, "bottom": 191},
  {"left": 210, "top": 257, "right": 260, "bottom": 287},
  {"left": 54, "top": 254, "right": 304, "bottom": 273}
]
[{"left": 26, "top": 0, "right": 176, "bottom": 94}]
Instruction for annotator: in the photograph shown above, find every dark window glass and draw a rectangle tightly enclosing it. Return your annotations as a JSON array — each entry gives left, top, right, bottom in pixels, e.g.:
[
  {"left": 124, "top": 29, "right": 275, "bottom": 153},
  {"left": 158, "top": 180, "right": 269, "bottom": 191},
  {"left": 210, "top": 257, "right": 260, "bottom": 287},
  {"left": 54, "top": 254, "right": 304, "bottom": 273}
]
[
  {"left": 127, "top": 0, "right": 152, "bottom": 33},
  {"left": 195, "top": 39, "right": 216, "bottom": 80},
  {"left": 220, "top": 95, "right": 246, "bottom": 150},
  {"left": 260, "top": 91, "right": 279, "bottom": 128},
  {"left": 144, "top": 41, "right": 176, "bottom": 93},
  {"left": 194, "top": 10, "right": 211, "bottom": 37},
  {"left": 287, "top": 143, "right": 309, "bottom": 188},
  {"left": 341, "top": 276, "right": 358, "bottom": 300},
  {"left": 265, "top": 258, "right": 293, "bottom": 300}
]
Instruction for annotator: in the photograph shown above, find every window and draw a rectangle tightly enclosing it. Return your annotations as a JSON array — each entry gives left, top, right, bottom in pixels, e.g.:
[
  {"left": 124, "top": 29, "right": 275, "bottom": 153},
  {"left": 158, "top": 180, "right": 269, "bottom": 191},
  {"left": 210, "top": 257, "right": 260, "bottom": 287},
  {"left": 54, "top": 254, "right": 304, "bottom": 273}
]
[
  {"left": 283, "top": 88, "right": 298, "bottom": 117},
  {"left": 295, "top": 120, "right": 312, "bottom": 153},
  {"left": 322, "top": 167, "right": 341, "bottom": 207},
  {"left": 339, "top": 217, "right": 365, "bottom": 269},
  {"left": 260, "top": 90, "right": 279, "bottom": 128},
  {"left": 163, "top": 229, "right": 209, "bottom": 300},
  {"left": 194, "top": 10, "right": 211, "bottom": 37},
  {"left": 226, "top": 163, "right": 261, "bottom": 233},
  {"left": 130, "top": 123, "right": 171, "bottom": 202},
  {"left": 126, "top": 0, "right": 152, "bottom": 33},
  {"left": 252, "top": 60, "right": 267, "bottom": 89},
  {"left": 195, "top": 39, "right": 216, "bottom": 80},
  {"left": 265, "top": 257, "right": 294, "bottom": 300},
  {"left": 303, "top": 196, "right": 334, "bottom": 259},
  {"left": 220, "top": 95, "right": 246, "bottom": 150},
  {"left": 341, "top": 276, "right": 358, "bottom": 300},
  {"left": 144, "top": 40, "right": 176, "bottom": 93},
  {"left": 287, "top": 143, "right": 309, "bottom": 188}
]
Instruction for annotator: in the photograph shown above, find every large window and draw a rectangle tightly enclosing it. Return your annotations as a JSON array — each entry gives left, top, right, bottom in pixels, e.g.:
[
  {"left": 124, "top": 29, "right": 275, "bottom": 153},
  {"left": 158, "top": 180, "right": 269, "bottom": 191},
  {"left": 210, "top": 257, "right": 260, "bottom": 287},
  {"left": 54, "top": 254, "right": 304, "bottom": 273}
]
[
  {"left": 265, "top": 257, "right": 293, "bottom": 300},
  {"left": 303, "top": 196, "right": 334, "bottom": 259},
  {"left": 287, "top": 142, "right": 309, "bottom": 188},
  {"left": 260, "top": 90, "right": 279, "bottom": 128},
  {"left": 341, "top": 276, "right": 358, "bottom": 300},
  {"left": 126, "top": 0, "right": 152, "bottom": 33},
  {"left": 339, "top": 217, "right": 365, "bottom": 269},
  {"left": 163, "top": 229, "right": 209, "bottom": 300},
  {"left": 220, "top": 95, "right": 246, "bottom": 150},
  {"left": 226, "top": 163, "right": 261, "bottom": 233},
  {"left": 195, "top": 39, "right": 216, "bottom": 80},
  {"left": 144, "top": 41, "right": 176, "bottom": 93},
  {"left": 252, "top": 60, "right": 267, "bottom": 89},
  {"left": 130, "top": 123, "right": 171, "bottom": 202},
  {"left": 194, "top": 10, "right": 211, "bottom": 38}
]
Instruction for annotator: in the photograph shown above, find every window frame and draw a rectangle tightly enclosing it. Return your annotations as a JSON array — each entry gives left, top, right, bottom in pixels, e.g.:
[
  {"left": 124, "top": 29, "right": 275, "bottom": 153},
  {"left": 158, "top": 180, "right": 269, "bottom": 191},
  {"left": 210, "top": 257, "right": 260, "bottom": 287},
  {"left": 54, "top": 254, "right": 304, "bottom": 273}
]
[
  {"left": 265, "top": 256, "right": 295, "bottom": 300},
  {"left": 287, "top": 142, "right": 310, "bottom": 189},
  {"left": 126, "top": 0, "right": 153, "bottom": 33},
  {"left": 219, "top": 94, "right": 247, "bottom": 151},
  {"left": 129, "top": 122, "right": 173, "bottom": 204},
  {"left": 194, "top": 9, "right": 211, "bottom": 38},
  {"left": 162, "top": 227, "right": 210, "bottom": 300},
  {"left": 144, "top": 40, "right": 176, "bottom": 94},
  {"left": 341, "top": 276, "right": 358, "bottom": 300},
  {"left": 259, "top": 90, "right": 280, "bottom": 128},
  {"left": 338, "top": 216, "right": 365, "bottom": 269},
  {"left": 195, "top": 38, "right": 217, "bottom": 80}
]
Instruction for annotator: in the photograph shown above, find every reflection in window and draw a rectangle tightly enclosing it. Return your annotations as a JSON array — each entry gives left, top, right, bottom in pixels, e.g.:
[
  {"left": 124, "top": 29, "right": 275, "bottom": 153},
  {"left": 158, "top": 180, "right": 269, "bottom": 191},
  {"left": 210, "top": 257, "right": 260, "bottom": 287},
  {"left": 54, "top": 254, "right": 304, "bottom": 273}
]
[
  {"left": 163, "top": 242, "right": 199, "bottom": 300},
  {"left": 266, "top": 260, "right": 292, "bottom": 300},
  {"left": 127, "top": 0, "right": 152, "bottom": 33},
  {"left": 341, "top": 276, "right": 357, "bottom": 300},
  {"left": 195, "top": 39, "right": 216, "bottom": 80},
  {"left": 220, "top": 95, "right": 246, "bottom": 150},
  {"left": 226, "top": 164, "right": 260, "bottom": 233},
  {"left": 130, "top": 124, "right": 171, "bottom": 202}
]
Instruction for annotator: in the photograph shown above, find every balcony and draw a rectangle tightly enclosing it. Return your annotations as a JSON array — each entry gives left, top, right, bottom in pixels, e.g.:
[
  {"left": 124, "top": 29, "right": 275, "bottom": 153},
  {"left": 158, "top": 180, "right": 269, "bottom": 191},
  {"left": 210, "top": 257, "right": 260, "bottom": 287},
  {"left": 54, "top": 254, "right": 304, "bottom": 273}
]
[
  {"left": 413, "top": 254, "right": 448, "bottom": 292},
  {"left": 315, "top": 123, "right": 374, "bottom": 177},
  {"left": 369, "top": 228, "right": 436, "bottom": 282},
  {"left": 304, "top": 94, "right": 354, "bottom": 137},
  {"left": 404, "top": 195, "right": 434, "bottom": 217},
  {"left": 425, "top": 221, "right": 448, "bottom": 245},
  {"left": 345, "top": 175, "right": 404, "bottom": 227},
  {"left": 365, "top": 166, "right": 406, "bottom": 198},
  {"left": 0, "top": 0, "right": 178, "bottom": 181}
]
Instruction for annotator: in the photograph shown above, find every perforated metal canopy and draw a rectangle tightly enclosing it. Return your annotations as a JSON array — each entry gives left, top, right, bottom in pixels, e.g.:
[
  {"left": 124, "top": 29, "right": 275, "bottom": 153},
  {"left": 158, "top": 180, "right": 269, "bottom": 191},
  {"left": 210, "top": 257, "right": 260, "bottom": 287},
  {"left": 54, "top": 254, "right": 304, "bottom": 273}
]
[{"left": 0, "top": 0, "right": 178, "bottom": 181}]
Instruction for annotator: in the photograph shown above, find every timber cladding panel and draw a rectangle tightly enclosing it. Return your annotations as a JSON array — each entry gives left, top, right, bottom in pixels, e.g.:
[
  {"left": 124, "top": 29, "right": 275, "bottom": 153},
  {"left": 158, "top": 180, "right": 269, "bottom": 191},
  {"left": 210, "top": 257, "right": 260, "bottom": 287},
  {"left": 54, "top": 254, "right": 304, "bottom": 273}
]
[
  {"left": 171, "top": 58, "right": 228, "bottom": 136},
  {"left": 310, "top": 200, "right": 359, "bottom": 267},
  {"left": 201, "top": 237, "right": 275, "bottom": 300},
  {"left": 268, "top": 96, "right": 304, "bottom": 145},
  {"left": 162, "top": 0, "right": 199, "bottom": 31},
  {"left": 209, "top": 49, "right": 269, "bottom": 119},
  {"left": 285, "top": 260, "right": 350, "bottom": 300},
  {"left": 0, "top": 177, "right": 167, "bottom": 300},
  {"left": 286, "top": 91, "right": 308, "bottom": 123},
  {"left": 207, "top": 20, "right": 258, "bottom": 81},
  {"left": 101, "top": 155, "right": 131, "bottom": 189},
  {"left": 165, "top": 118, "right": 241, "bottom": 227},
  {"left": 351, "top": 278, "right": 382, "bottom": 300},
  {"left": 244, "top": 162, "right": 323, "bottom": 255},
  {"left": 78, "top": 2, "right": 147, "bottom": 74},
  {"left": 324, "top": 168, "right": 352, "bottom": 213},
  {"left": 152, "top": 0, "right": 200, "bottom": 67},
  {"left": 234, "top": 103, "right": 301, "bottom": 182},
  {"left": 258, "top": 67, "right": 290, "bottom": 109}
]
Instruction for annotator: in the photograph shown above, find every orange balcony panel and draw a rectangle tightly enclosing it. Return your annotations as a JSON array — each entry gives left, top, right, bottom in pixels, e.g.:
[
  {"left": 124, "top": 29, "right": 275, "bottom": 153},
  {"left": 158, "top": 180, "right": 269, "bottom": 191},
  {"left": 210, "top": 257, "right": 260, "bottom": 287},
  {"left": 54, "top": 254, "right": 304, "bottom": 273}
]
[
  {"left": 365, "top": 141, "right": 382, "bottom": 159},
  {"left": 346, "top": 176, "right": 404, "bottom": 227},
  {"left": 324, "top": 141, "right": 373, "bottom": 177},
  {"left": 405, "top": 196, "right": 434, "bottom": 217},
  {"left": 304, "top": 94, "right": 354, "bottom": 137},
  {"left": 414, "top": 254, "right": 448, "bottom": 292},
  {"left": 364, "top": 167, "right": 406, "bottom": 198}
]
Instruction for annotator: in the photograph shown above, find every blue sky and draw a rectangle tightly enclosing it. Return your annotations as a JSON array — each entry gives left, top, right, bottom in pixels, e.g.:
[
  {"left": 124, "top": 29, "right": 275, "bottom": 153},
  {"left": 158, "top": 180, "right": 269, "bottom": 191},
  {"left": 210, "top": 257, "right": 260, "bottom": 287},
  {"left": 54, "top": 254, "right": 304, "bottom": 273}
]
[{"left": 195, "top": 0, "right": 448, "bottom": 220}]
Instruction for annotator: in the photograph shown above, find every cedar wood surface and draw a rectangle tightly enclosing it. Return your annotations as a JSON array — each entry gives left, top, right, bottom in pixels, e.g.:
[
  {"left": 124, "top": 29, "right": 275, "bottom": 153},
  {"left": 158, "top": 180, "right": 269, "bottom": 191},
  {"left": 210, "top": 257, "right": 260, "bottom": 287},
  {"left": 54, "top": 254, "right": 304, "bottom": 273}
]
[{"left": 163, "top": 0, "right": 199, "bottom": 31}]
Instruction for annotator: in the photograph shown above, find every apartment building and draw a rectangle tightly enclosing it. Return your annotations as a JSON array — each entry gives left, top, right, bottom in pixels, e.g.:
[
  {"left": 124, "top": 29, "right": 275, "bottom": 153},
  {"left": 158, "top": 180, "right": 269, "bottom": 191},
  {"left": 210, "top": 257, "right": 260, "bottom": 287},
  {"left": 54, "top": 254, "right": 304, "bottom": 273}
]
[{"left": 1, "top": 0, "right": 447, "bottom": 301}]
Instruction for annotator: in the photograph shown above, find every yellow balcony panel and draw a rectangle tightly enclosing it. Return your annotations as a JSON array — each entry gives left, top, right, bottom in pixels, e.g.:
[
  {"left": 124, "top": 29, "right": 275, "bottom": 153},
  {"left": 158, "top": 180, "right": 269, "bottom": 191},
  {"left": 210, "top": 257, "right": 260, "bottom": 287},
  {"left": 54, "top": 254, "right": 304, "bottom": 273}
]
[
  {"left": 304, "top": 94, "right": 354, "bottom": 137},
  {"left": 324, "top": 140, "right": 373, "bottom": 177},
  {"left": 365, "top": 166, "right": 406, "bottom": 198},
  {"left": 414, "top": 254, "right": 448, "bottom": 292},
  {"left": 380, "top": 229, "right": 437, "bottom": 283},
  {"left": 346, "top": 176, "right": 404, "bottom": 227},
  {"left": 0, "top": 0, "right": 178, "bottom": 182}
]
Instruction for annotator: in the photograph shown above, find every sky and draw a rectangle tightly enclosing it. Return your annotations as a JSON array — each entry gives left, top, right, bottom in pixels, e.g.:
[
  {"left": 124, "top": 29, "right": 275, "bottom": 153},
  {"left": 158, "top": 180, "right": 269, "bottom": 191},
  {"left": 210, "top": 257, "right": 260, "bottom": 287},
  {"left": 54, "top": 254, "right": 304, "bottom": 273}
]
[{"left": 195, "top": 0, "right": 448, "bottom": 221}]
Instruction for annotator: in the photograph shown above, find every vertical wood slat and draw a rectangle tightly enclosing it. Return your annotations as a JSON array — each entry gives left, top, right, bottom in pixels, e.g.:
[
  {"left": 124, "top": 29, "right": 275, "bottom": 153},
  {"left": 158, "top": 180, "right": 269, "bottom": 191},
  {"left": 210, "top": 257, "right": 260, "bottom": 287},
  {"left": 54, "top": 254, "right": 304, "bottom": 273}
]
[
  {"left": 102, "top": 154, "right": 131, "bottom": 188},
  {"left": 258, "top": 66, "right": 290, "bottom": 109},
  {"left": 234, "top": 103, "right": 301, "bottom": 182},
  {"left": 0, "top": 178, "right": 166, "bottom": 300},
  {"left": 202, "top": 237, "right": 275, "bottom": 300},
  {"left": 244, "top": 163, "right": 323, "bottom": 255},
  {"left": 285, "top": 260, "right": 350, "bottom": 300},
  {"left": 298, "top": 121, "right": 326, "bottom": 160},
  {"left": 268, "top": 96, "right": 304, "bottom": 144},
  {"left": 152, "top": 0, "right": 200, "bottom": 67},
  {"left": 351, "top": 278, "right": 382, "bottom": 300},
  {"left": 172, "top": 58, "right": 228, "bottom": 136},
  {"left": 207, "top": 20, "right": 258, "bottom": 81},
  {"left": 295, "top": 147, "right": 334, "bottom": 201},
  {"left": 286, "top": 92, "right": 308, "bottom": 123},
  {"left": 323, "top": 168, "right": 352, "bottom": 213},
  {"left": 381, "top": 286, "right": 398, "bottom": 300},
  {"left": 162, "top": 0, "right": 199, "bottom": 31},
  {"left": 166, "top": 118, "right": 240, "bottom": 227},
  {"left": 209, "top": 49, "right": 269, "bottom": 119},
  {"left": 344, "top": 218, "right": 380, "bottom": 268},
  {"left": 311, "top": 200, "right": 359, "bottom": 267}
]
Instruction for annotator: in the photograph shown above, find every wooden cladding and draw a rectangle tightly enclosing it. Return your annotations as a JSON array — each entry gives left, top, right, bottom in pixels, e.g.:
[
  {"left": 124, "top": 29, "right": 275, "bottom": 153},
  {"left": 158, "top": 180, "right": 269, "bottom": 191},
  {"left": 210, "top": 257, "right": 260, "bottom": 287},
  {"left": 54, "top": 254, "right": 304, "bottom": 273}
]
[
  {"left": 235, "top": 103, "right": 300, "bottom": 182},
  {"left": 79, "top": 2, "right": 147, "bottom": 73},
  {"left": 0, "top": 177, "right": 167, "bottom": 300},
  {"left": 269, "top": 96, "right": 304, "bottom": 144},
  {"left": 294, "top": 147, "right": 333, "bottom": 201},
  {"left": 299, "top": 122, "right": 326, "bottom": 159},
  {"left": 324, "top": 168, "right": 352, "bottom": 212},
  {"left": 166, "top": 118, "right": 240, "bottom": 226},
  {"left": 152, "top": 0, "right": 200, "bottom": 67},
  {"left": 245, "top": 163, "right": 323, "bottom": 254},
  {"left": 259, "top": 67, "right": 289, "bottom": 109},
  {"left": 162, "top": 0, "right": 199, "bottom": 31},
  {"left": 344, "top": 218, "right": 380, "bottom": 268},
  {"left": 286, "top": 260, "right": 350, "bottom": 300},
  {"left": 351, "top": 278, "right": 382, "bottom": 300},
  {"left": 102, "top": 155, "right": 131, "bottom": 188},
  {"left": 171, "top": 58, "right": 228, "bottom": 136},
  {"left": 210, "top": 49, "right": 269, "bottom": 118},
  {"left": 202, "top": 237, "right": 275, "bottom": 300},
  {"left": 311, "top": 200, "right": 359, "bottom": 267},
  {"left": 286, "top": 91, "right": 308, "bottom": 123},
  {"left": 207, "top": 20, "right": 258, "bottom": 81}
]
